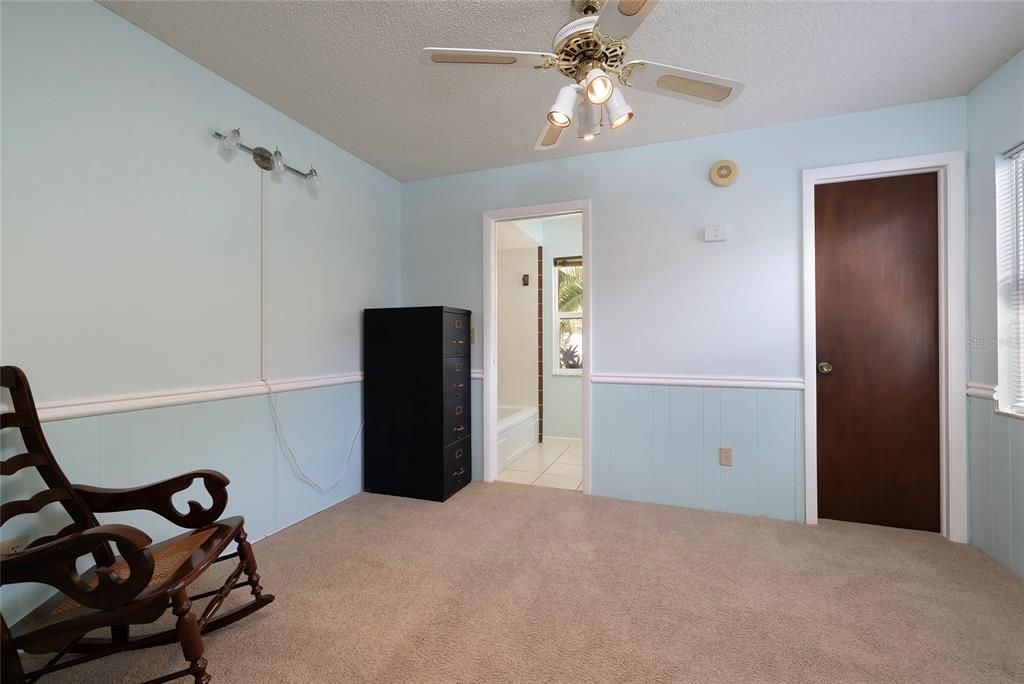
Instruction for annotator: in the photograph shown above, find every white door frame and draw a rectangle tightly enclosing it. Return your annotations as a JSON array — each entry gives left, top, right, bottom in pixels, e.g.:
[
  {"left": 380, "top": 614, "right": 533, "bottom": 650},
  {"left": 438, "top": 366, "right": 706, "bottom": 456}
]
[
  {"left": 482, "top": 200, "right": 592, "bottom": 491},
  {"left": 801, "top": 152, "right": 966, "bottom": 542}
]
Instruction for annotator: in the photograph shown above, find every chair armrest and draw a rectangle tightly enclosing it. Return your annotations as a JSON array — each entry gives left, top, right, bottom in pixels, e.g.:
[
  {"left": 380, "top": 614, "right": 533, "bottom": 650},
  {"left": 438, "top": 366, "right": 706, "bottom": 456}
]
[
  {"left": 74, "top": 469, "right": 230, "bottom": 530},
  {"left": 1, "top": 524, "right": 154, "bottom": 610}
]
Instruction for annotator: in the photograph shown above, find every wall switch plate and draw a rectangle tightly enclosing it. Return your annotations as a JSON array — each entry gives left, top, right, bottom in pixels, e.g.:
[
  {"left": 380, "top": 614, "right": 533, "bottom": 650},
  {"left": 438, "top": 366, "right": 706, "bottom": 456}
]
[
  {"left": 704, "top": 226, "right": 727, "bottom": 242},
  {"left": 1, "top": 534, "right": 29, "bottom": 555},
  {"left": 719, "top": 447, "right": 733, "bottom": 467},
  {"left": 470, "top": 328, "right": 475, "bottom": 344}
]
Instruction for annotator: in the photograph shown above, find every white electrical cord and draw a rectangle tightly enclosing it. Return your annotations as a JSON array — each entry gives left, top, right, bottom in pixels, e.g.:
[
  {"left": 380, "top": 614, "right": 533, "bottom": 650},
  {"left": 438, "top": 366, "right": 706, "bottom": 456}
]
[
  {"left": 258, "top": 172, "right": 359, "bottom": 494},
  {"left": 263, "top": 379, "right": 363, "bottom": 494}
]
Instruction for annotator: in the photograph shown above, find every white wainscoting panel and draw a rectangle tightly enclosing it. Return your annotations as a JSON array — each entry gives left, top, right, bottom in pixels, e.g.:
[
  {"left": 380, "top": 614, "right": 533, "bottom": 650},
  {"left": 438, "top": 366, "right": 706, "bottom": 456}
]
[
  {"left": 0, "top": 382, "right": 363, "bottom": 622},
  {"left": 591, "top": 383, "right": 804, "bottom": 522},
  {"left": 967, "top": 395, "right": 1024, "bottom": 578}
]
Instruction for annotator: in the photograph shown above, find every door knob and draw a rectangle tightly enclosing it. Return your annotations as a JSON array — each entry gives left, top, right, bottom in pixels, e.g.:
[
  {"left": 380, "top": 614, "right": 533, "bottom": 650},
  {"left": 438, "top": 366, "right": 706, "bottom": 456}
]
[{"left": 817, "top": 361, "right": 833, "bottom": 375}]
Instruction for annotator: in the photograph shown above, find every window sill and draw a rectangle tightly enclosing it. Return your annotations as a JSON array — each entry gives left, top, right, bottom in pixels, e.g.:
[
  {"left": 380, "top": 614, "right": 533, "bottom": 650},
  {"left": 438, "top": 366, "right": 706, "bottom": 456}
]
[{"left": 994, "top": 408, "right": 1024, "bottom": 422}]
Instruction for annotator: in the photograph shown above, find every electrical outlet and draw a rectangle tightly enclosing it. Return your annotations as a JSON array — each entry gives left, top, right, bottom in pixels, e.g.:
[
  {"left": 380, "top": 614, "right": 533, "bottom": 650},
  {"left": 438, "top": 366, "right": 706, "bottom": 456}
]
[
  {"left": 719, "top": 447, "right": 733, "bottom": 467},
  {"left": 1, "top": 534, "right": 29, "bottom": 555},
  {"left": 704, "top": 225, "right": 727, "bottom": 242}
]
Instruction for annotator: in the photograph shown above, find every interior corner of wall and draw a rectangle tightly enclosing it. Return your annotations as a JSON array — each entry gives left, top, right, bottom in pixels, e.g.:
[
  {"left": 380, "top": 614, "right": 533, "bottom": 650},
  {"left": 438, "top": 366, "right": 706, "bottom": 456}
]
[{"left": 395, "top": 187, "right": 406, "bottom": 305}]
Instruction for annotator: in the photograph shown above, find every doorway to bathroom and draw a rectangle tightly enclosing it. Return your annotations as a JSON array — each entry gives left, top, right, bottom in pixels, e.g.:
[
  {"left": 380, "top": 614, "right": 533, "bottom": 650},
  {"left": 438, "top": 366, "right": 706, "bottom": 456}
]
[{"left": 482, "top": 201, "right": 590, "bottom": 492}]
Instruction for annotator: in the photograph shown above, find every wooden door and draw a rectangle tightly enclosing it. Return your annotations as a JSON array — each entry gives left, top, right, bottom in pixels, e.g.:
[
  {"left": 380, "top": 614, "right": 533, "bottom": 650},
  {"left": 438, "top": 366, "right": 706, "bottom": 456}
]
[{"left": 815, "top": 172, "right": 940, "bottom": 532}]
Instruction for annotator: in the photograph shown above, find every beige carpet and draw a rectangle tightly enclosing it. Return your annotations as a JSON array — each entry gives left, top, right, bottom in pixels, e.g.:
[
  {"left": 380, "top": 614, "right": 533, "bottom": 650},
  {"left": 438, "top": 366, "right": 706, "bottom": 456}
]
[{"left": 28, "top": 482, "right": 1024, "bottom": 682}]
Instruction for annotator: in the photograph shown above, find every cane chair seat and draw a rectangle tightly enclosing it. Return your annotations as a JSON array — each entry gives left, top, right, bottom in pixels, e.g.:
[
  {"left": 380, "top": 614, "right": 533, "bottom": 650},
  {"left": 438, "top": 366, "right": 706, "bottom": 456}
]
[{"left": 9, "top": 517, "right": 244, "bottom": 648}]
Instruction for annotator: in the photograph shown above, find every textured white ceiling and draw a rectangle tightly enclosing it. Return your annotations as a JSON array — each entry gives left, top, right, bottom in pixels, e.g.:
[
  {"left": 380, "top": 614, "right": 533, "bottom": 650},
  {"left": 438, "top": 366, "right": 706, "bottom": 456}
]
[{"left": 101, "top": 1, "right": 1024, "bottom": 181}]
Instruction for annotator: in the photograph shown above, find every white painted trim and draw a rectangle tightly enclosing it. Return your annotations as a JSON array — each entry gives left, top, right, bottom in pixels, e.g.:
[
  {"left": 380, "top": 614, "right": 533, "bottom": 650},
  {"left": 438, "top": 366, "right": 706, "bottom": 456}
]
[
  {"left": 23, "top": 373, "right": 363, "bottom": 422},
  {"left": 592, "top": 373, "right": 804, "bottom": 390},
  {"left": 471, "top": 369, "right": 484, "bottom": 380},
  {"left": 965, "top": 383, "right": 1024, "bottom": 420},
  {"left": 482, "top": 200, "right": 592, "bottom": 493},
  {"left": 801, "top": 152, "right": 967, "bottom": 543},
  {"left": 966, "top": 383, "right": 997, "bottom": 400}
]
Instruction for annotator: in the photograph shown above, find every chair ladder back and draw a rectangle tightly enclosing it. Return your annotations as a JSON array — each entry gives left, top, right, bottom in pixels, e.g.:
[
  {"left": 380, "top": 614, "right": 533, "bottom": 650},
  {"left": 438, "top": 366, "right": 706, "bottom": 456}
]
[{"left": 0, "top": 366, "right": 113, "bottom": 565}]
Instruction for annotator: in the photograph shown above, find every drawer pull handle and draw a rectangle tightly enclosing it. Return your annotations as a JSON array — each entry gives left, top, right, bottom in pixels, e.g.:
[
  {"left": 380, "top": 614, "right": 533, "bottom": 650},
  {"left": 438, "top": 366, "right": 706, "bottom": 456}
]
[
  {"left": 455, "top": 320, "right": 463, "bottom": 329},
  {"left": 452, "top": 467, "right": 465, "bottom": 477},
  {"left": 452, "top": 340, "right": 465, "bottom": 345},
  {"left": 455, "top": 406, "right": 463, "bottom": 415},
  {"left": 452, "top": 383, "right": 465, "bottom": 389},
  {"left": 452, "top": 425, "right": 465, "bottom": 432},
  {"left": 455, "top": 449, "right": 463, "bottom": 458}
]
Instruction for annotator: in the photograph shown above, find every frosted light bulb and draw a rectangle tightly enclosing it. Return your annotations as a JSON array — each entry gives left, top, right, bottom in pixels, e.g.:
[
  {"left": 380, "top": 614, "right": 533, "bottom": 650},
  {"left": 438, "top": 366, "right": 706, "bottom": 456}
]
[
  {"left": 307, "top": 167, "right": 320, "bottom": 190},
  {"left": 272, "top": 147, "right": 286, "bottom": 173},
  {"left": 584, "top": 68, "right": 613, "bottom": 105}
]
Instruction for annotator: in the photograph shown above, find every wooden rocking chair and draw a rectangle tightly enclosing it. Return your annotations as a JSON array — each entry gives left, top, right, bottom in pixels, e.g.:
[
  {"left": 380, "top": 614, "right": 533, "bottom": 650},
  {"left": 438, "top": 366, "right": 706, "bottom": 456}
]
[{"left": 0, "top": 366, "right": 274, "bottom": 683}]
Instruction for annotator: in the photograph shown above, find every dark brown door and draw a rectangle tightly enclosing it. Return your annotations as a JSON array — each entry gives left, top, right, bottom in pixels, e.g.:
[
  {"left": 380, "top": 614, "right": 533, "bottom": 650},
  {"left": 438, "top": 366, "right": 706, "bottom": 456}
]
[{"left": 815, "top": 172, "right": 940, "bottom": 532}]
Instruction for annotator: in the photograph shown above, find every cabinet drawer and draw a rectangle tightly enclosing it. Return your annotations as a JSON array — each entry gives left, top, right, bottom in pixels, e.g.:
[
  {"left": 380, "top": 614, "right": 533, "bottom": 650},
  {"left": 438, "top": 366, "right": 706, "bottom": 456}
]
[
  {"left": 443, "top": 358, "right": 470, "bottom": 401},
  {"left": 443, "top": 312, "right": 469, "bottom": 356},
  {"left": 444, "top": 439, "right": 469, "bottom": 473},
  {"left": 443, "top": 398, "right": 470, "bottom": 445},
  {"left": 444, "top": 458, "right": 470, "bottom": 499}
]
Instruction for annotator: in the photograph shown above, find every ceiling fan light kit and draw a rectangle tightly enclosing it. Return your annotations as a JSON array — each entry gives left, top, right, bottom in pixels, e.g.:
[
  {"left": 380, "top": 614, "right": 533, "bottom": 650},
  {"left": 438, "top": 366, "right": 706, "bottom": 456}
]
[
  {"left": 576, "top": 100, "right": 602, "bottom": 140},
  {"left": 604, "top": 88, "right": 634, "bottom": 128},
  {"left": 584, "top": 66, "right": 614, "bottom": 104},
  {"left": 548, "top": 84, "right": 580, "bottom": 127},
  {"left": 423, "top": 0, "right": 744, "bottom": 152}
]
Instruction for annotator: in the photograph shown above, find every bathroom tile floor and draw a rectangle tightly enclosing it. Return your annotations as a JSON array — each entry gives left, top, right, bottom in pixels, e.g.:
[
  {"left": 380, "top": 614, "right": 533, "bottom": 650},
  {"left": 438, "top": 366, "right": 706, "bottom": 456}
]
[{"left": 496, "top": 437, "right": 583, "bottom": 490}]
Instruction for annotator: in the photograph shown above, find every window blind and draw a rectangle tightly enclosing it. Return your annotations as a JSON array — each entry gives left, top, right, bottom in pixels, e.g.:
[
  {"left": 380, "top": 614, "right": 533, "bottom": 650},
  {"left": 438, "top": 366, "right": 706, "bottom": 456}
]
[{"left": 1007, "top": 147, "right": 1024, "bottom": 409}]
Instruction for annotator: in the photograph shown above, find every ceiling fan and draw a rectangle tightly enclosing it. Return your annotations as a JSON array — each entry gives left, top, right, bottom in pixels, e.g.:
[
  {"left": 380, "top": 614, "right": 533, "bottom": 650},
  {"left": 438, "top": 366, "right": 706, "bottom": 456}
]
[{"left": 423, "top": 0, "right": 744, "bottom": 150}]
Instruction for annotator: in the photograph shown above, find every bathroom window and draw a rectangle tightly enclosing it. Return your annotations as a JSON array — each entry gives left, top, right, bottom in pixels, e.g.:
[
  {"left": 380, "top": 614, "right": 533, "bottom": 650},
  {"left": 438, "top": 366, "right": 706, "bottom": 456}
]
[
  {"left": 997, "top": 143, "right": 1024, "bottom": 413},
  {"left": 554, "top": 256, "right": 583, "bottom": 375}
]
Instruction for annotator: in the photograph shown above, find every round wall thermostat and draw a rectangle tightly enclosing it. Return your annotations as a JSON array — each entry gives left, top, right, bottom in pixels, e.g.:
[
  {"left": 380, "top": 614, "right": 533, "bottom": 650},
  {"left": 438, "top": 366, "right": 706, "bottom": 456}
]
[{"left": 709, "top": 160, "right": 738, "bottom": 187}]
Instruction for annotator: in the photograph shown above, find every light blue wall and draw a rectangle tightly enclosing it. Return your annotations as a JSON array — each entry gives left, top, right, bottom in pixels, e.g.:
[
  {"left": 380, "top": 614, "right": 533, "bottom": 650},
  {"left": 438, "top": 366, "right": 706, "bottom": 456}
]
[
  {"left": 402, "top": 96, "right": 966, "bottom": 518},
  {"left": 592, "top": 384, "right": 803, "bottom": 521},
  {"left": 541, "top": 216, "right": 583, "bottom": 439},
  {"left": 403, "top": 97, "right": 967, "bottom": 378},
  {"left": 964, "top": 50, "right": 1023, "bottom": 579},
  {"left": 968, "top": 397, "right": 1024, "bottom": 578},
  {"left": 966, "top": 50, "right": 1024, "bottom": 387},
  {"left": 1, "top": 1, "right": 401, "bottom": 401},
  {"left": 471, "top": 379, "right": 483, "bottom": 480},
  {"left": 1, "top": 2, "right": 401, "bottom": 620}
]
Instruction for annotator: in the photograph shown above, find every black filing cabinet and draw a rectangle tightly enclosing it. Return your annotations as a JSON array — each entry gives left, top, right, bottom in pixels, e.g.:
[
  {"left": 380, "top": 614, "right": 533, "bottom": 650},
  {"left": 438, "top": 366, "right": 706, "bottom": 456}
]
[{"left": 363, "top": 306, "right": 471, "bottom": 501}]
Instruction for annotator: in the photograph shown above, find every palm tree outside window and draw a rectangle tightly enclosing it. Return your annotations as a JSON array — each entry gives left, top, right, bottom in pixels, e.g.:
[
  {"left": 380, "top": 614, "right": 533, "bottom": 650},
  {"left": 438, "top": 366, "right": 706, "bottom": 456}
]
[{"left": 555, "top": 256, "right": 583, "bottom": 374}]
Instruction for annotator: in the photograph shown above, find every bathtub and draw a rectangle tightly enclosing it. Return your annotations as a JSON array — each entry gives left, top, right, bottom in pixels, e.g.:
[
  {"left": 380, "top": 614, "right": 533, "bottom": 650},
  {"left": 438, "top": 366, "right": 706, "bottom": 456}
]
[{"left": 497, "top": 405, "right": 539, "bottom": 469}]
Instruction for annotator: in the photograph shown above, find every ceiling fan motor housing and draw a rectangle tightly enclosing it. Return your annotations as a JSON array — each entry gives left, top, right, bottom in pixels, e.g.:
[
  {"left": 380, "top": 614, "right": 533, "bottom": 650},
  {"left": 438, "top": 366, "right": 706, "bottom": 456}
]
[{"left": 552, "top": 15, "right": 627, "bottom": 80}]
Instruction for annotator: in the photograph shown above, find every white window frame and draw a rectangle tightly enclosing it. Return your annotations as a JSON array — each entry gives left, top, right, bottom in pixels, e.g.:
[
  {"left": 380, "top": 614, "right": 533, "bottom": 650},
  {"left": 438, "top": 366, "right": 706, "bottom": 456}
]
[
  {"left": 552, "top": 256, "right": 583, "bottom": 377},
  {"left": 997, "top": 143, "right": 1024, "bottom": 415}
]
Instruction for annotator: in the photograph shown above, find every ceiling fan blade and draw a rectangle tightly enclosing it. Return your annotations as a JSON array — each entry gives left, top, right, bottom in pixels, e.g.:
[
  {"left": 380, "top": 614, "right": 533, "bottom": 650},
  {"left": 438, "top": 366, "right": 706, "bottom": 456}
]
[
  {"left": 595, "top": 0, "right": 659, "bottom": 41},
  {"left": 422, "top": 48, "right": 556, "bottom": 69},
  {"left": 534, "top": 122, "right": 566, "bottom": 151},
  {"left": 620, "top": 60, "right": 743, "bottom": 107}
]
